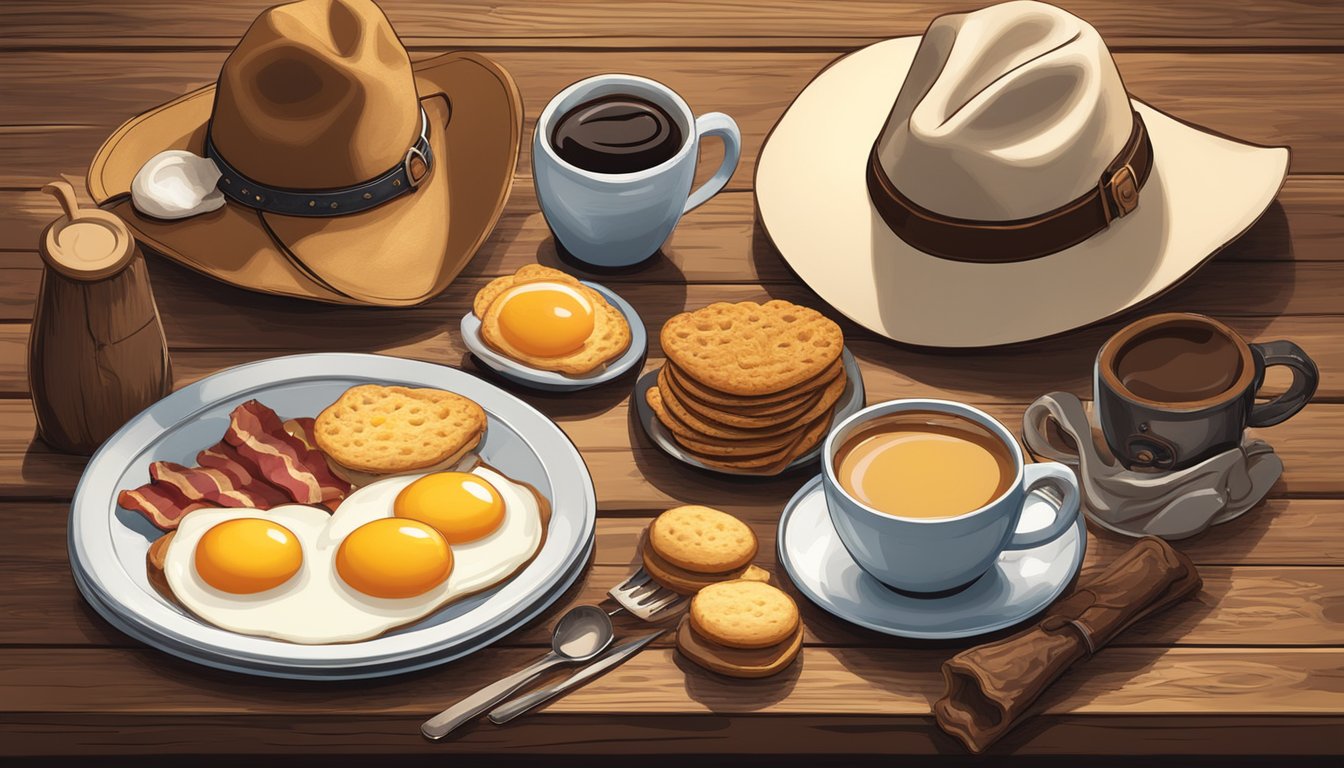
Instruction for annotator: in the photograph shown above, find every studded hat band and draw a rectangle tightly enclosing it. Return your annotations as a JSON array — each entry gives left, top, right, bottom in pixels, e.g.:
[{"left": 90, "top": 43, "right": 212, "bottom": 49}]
[{"left": 204, "top": 108, "right": 433, "bottom": 218}]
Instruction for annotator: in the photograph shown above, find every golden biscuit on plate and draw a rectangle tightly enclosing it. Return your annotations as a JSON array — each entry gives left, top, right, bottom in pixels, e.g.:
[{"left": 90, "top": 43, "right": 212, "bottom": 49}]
[
  {"left": 676, "top": 612, "right": 803, "bottom": 679},
  {"left": 659, "top": 367, "right": 824, "bottom": 429},
  {"left": 315, "top": 385, "right": 485, "bottom": 484},
  {"left": 665, "top": 357, "right": 844, "bottom": 409},
  {"left": 661, "top": 300, "right": 843, "bottom": 396},
  {"left": 656, "top": 373, "right": 845, "bottom": 440}
]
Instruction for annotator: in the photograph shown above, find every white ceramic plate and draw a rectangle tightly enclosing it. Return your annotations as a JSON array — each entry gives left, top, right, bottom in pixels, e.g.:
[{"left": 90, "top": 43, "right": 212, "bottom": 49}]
[
  {"left": 632, "top": 349, "right": 866, "bottom": 476},
  {"left": 777, "top": 474, "right": 1086, "bottom": 639},
  {"left": 461, "top": 280, "right": 647, "bottom": 392},
  {"left": 68, "top": 354, "right": 596, "bottom": 679}
]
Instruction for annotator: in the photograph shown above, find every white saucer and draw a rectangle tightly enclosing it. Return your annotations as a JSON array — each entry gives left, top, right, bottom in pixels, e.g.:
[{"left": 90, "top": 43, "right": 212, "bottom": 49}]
[
  {"left": 460, "top": 280, "right": 647, "bottom": 392},
  {"left": 777, "top": 474, "right": 1087, "bottom": 639},
  {"left": 632, "top": 349, "right": 865, "bottom": 476}
]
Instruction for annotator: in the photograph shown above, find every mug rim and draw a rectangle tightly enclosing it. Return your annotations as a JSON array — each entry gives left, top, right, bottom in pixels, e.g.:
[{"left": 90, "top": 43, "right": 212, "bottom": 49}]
[
  {"left": 821, "top": 398, "right": 1025, "bottom": 525},
  {"left": 535, "top": 73, "right": 696, "bottom": 183},
  {"left": 1097, "top": 312, "right": 1256, "bottom": 411}
]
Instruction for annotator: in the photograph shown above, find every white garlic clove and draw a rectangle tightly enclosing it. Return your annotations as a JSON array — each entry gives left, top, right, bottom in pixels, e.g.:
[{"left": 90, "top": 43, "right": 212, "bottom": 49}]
[{"left": 131, "top": 150, "right": 226, "bottom": 220}]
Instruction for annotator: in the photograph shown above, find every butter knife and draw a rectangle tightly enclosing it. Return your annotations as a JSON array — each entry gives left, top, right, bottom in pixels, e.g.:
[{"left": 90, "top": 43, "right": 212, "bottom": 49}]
[{"left": 488, "top": 628, "right": 668, "bottom": 724}]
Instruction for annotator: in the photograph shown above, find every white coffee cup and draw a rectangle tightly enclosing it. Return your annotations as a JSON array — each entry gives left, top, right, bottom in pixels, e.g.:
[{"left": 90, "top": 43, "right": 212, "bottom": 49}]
[
  {"left": 822, "top": 399, "right": 1082, "bottom": 594},
  {"left": 533, "top": 74, "right": 741, "bottom": 269}
]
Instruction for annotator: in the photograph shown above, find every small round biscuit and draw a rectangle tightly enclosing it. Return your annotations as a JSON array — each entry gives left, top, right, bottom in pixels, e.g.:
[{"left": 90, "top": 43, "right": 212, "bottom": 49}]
[
  {"left": 649, "top": 505, "right": 757, "bottom": 573},
  {"left": 689, "top": 580, "right": 800, "bottom": 650}
]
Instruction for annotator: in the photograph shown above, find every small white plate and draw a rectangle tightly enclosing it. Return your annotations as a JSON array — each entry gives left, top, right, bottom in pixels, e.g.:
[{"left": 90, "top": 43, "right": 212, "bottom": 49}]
[
  {"left": 460, "top": 280, "right": 647, "bottom": 392},
  {"left": 777, "top": 474, "right": 1086, "bottom": 639},
  {"left": 632, "top": 349, "right": 865, "bottom": 476}
]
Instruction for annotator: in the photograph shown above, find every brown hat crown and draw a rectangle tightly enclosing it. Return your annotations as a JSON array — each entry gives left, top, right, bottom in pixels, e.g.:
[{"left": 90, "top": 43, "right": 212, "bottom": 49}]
[{"left": 209, "top": 0, "right": 421, "bottom": 190}]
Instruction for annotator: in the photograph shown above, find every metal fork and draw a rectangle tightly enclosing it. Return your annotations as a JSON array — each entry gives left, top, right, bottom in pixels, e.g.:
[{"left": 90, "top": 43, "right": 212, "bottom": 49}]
[{"left": 607, "top": 566, "right": 687, "bottom": 620}]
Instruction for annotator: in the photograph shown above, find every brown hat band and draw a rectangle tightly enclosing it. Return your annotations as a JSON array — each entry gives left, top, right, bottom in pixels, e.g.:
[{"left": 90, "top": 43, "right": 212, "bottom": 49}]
[
  {"left": 205, "top": 108, "right": 434, "bottom": 218},
  {"left": 867, "top": 110, "right": 1153, "bottom": 263}
]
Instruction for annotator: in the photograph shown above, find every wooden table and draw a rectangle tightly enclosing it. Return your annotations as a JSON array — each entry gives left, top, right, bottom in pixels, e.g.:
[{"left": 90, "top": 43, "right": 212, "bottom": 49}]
[{"left": 2, "top": 2, "right": 1341, "bottom": 765}]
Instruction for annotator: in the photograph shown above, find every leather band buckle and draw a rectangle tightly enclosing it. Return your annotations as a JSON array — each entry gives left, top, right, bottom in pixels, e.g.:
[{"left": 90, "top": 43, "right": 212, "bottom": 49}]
[
  {"left": 404, "top": 144, "right": 429, "bottom": 188},
  {"left": 1104, "top": 163, "right": 1140, "bottom": 223}
]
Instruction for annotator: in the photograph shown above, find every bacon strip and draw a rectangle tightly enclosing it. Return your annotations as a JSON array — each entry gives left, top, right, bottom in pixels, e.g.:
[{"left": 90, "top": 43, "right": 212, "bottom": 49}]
[
  {"left": 117, "top": 483, "right": 210, "bottom": 530},
  {"left": 224, "top": 400, "right": 350, "bottom": 505},
  {"left": 149, "top": 460, "right": 288, "bottom": 509},
  {"left": 195, "top": 441, "right": 290, "bottom": 506}
]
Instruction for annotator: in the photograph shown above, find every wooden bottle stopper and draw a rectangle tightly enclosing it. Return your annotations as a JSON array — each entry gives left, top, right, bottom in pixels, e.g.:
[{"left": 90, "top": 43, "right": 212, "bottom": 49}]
[{"left": 29, "top": 181, "right": 173, "bottom": 455}]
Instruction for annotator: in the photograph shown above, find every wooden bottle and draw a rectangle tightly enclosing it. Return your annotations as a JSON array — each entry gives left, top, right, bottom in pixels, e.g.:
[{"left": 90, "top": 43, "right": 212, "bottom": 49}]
[{"left": 29, "top": 181, "right": 173, "bottom": 455}]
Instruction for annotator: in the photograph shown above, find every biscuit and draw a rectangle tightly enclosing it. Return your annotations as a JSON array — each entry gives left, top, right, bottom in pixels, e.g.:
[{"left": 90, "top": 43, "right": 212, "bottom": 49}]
[
  {"left": 678, "top": 410, "right": 832, "bottom": 475},
  {"left": 647, "top": 387, "right": 807, "bottom": 449},
  {"left": 669, "top": 426, "right": 800, "bottom": 457},
  {"left": 649, "top": 505, "right": 757, "bottom": 573},
  {"left": 666, "top": 358, "right": 843, "bottom": 409},
  {"left": 676, "top": 615, "right": 802, "bottom": 679},
  {"left": 472, "top": 264, "right": 579, "bottom": 318},
  {"left": 689, "top": 579, "right": 801, "bottom": 649},
  {"left": 643, "top": 543, "right": 764, "bottom": 595},
  {"left": 660, "top": 367, "right": 823, "bottom": 429},
  {"left": 326, "top": 432, "right": 480, "bottom": 488},
  {"left": 479, "top": 280, "right": 631, "bottom": 376},
  {"left": 657, "top": 372, "right": 846, "bottom": 441},
  {"left": 315, "top": 385, "right": 487, "bottom": 474},
  {"left": 661, "top": 300, "right": 843, "bottom": 396}
]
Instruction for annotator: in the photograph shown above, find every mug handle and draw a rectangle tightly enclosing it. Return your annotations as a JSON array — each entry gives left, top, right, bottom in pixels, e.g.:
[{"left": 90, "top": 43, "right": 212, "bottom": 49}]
[
  {"left": 1005, "top": 462, "right": 1081, "bottom": 550},
  {"left": 683, "top": 112, "right": 741, "bottom": 215},
  {"left": 1248, "top": 340, "right": 1319, "bottom": 427}
]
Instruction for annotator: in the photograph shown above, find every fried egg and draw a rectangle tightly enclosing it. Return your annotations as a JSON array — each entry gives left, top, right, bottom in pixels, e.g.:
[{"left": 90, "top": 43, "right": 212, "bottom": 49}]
[
  {"left": 161, "top": 464, "right": 545, "bottom": 644},
  {"left": 479, "top": 280, "right": 631, "bottom": 375}
]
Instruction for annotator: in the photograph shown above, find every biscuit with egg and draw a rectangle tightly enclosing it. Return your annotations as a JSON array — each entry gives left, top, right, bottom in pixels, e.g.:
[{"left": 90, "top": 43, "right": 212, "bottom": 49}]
[
  {"left": 661, "top": 300, "right": 843, "bottom": 396},
  {"left": 472, "top": 265, "right": 580, "bottom": 319},
  {"left": 315, "top": 385, "right": 486, "bottom": 479},
  {"left": 689, "top": 579, "right": 800, "bottom": 649},
  {"left": 479, "top": 276, "right": 631, "bottom": 376}
]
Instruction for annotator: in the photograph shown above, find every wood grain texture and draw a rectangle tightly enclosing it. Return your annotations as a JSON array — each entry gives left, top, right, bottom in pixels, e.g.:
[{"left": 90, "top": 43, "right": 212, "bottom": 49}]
[
  {"left": 1, "top": 646, "right": 1341, "bottom": 716},
  {"left": 0, "top": 175, "right": 1340, "bottom": 264},
  {"left": 4, "top": 499, "right": 1342, "bottom": 648},
  {"left": 4, "top": 1, "right": 1343, "bottom": 49},
  {"left": 2, "top": 397, "right": 1343, "bottom": 499},
  {"left": 0, "top": 51, "right": 1341, "bottom": 189},
  {"left": 2, "top": 714, "right": 1341, "bottom": 763}
]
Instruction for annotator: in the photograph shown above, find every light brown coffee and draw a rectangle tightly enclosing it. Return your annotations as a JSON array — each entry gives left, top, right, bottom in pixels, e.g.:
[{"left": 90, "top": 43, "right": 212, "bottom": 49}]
[{"left": 834, "top": 412, "right": 1015, "bottom": 519}]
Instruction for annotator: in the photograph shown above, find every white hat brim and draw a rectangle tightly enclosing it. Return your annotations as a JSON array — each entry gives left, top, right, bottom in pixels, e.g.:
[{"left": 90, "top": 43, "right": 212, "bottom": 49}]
[{"left": 755, "top": 37, "right": 1289, "bottom": 348}]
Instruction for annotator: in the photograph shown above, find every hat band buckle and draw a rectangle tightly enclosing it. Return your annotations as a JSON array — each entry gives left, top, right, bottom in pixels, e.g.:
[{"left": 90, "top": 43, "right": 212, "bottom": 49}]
[{"left": 205, "top": 107, "right": 434, "bottom": 218}]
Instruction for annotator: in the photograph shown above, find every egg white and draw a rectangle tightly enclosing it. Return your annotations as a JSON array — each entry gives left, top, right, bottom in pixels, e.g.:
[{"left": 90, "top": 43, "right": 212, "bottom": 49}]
[{"left": 162, "top": 464, "right": 545, "bottom": 644}]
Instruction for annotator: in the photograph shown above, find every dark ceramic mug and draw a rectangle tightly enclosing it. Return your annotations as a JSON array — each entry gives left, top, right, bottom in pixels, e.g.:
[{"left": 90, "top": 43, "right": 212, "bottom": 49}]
[{"left": 1095, "top": 312, "right": 1319, "bottom": 471}]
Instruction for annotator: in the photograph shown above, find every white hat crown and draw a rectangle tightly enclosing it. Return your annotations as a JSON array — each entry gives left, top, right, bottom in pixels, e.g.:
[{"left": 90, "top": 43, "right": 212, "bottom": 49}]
[{"left": 875, "top": 0, "right": 1133, "bottom": 221}]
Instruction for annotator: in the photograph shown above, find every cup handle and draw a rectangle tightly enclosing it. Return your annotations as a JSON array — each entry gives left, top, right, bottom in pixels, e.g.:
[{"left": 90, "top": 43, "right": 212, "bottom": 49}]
[
  {"left": 682, "top": 112, "right": 741, "bottom": 215},
  {"left": 1005, "top": 462, "right": 1081, "bottom": 550},
  {"left": 1248, "top": 340, "right": 1319, "bottom": 427}
]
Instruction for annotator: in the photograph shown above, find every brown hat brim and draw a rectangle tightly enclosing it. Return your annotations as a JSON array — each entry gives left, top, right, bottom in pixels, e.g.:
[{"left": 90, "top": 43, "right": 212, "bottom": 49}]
[{"left": 87, "top": 52, "right": 523, "bottom": 306}]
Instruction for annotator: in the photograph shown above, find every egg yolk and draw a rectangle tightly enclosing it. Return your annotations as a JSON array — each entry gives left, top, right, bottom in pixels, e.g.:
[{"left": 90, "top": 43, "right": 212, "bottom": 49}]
[
  {"left": 194, "top": 518, "right": 303, "bottom": 594},
  {"left": 497, "top": 283, "right": 595, "bottom": 357},
  {"left": 394, "top": 471, "right": 506, "bottom": 544},
  {"left": 335, "top": 518, "right": 453, "bottom": 599}
]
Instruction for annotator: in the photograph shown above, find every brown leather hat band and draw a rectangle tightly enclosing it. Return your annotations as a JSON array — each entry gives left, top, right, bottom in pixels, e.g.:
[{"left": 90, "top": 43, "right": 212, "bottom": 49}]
[
  {"left": 205, "top": 108, "right": 433, "bottom": 218},
  {"left": 867, "top": 111, "right": 1153, "bottom": 263}
]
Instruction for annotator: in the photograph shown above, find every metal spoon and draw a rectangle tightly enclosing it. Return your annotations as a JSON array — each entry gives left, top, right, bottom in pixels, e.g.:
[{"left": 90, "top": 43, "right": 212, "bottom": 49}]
[{"left": 420, "top": 605, "right": 614, "bottom": 740}]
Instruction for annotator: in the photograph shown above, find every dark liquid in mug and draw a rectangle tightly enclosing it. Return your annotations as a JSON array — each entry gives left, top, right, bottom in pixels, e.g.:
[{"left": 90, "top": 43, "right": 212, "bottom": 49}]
[
  {"left": 1113, "top": 325, "right": 1243, "bottom": 403},
  {"left": 551, "top": 95, "right": 683, "bottom": 174}
]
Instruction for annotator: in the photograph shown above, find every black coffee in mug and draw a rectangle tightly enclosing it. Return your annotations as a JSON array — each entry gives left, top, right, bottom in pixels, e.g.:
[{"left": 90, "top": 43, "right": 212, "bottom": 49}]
[
  {"left": 1096, "top": 312, "right": 1319, "bottom": 470},
  {"left": 550, "top": 95, "right": 683, "bottom": 174}
]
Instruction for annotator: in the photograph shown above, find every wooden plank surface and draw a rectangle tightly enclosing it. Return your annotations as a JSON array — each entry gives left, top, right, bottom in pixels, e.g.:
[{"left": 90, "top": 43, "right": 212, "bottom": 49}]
[
  {"left": 3, "top": 1, "right": 1343, "bottom": 49},
  {"left": 1, "top": 51, "right": 1342, "bottom": 190}
]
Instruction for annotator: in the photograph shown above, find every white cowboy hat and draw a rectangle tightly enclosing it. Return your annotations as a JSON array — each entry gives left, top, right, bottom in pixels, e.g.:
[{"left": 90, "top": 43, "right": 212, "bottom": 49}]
[{"left": 755, "top": 0, "right": 1288, "bottom": 348}]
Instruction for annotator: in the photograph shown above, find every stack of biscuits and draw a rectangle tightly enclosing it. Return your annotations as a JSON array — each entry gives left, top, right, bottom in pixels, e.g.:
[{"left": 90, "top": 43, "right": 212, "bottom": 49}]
[
  {"left": 647, "top": 300, "right": 847, "bottom": 474},
  {"left": 641, "top": 505, "right": 769, "bottom": 595}
]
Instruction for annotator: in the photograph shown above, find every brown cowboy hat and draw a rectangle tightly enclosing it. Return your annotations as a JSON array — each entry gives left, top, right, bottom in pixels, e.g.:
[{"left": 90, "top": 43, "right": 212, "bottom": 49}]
[{"left": 87, "top": 0, "right": 523, "bottom": 306}]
